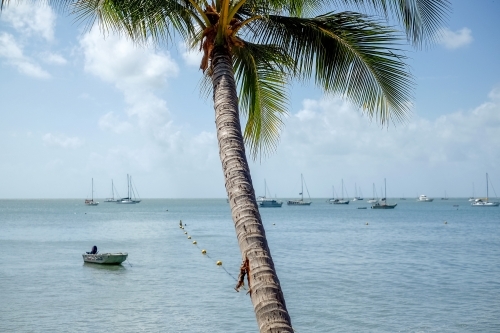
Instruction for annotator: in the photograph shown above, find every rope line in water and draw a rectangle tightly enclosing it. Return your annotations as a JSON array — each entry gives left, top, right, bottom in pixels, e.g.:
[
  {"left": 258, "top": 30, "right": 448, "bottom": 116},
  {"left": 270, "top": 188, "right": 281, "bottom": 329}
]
[{"left": 178, "top": 221, "right": 245, "bottom": 289}]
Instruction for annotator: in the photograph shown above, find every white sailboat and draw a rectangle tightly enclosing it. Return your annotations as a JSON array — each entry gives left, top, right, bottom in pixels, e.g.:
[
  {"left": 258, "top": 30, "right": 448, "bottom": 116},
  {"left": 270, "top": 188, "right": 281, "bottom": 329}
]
[
  {"left": 471, "top": 173, "right": 499, "bottom": 207},
  {"left": 117, "top": 174, "right": 141, "bottom": 204},
  {"left": 85, "top": 178, "right": 99, "bottom": 206},
  {"left": 287, "top": 174, "right": 312, "bottom": 206},
  {"left": 468, "top": 183, "right": 475, "bottom": 201},
  {"left": 353, "top": 183, "right": 363, "bottom": 201},
  {"left": 257, "top": 180, "right": 283, "bottom": 208},
  {"left": 330, "top": 179, "right": 349, "bottom": 204},
  {"left": 371, "top": 179, "right": 397, "bottom": 209},
  {"left": 104, "top": 179, "right": 121, "bottom": 202},
  {"left": 367, "top": 183, "right": 378, "bottom": 203}
]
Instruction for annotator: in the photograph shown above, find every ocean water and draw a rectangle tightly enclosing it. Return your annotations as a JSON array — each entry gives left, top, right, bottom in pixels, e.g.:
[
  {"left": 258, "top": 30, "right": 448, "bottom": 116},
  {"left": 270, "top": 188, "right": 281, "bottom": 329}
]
[{"left": 0, "top": 198, "right": 499, "bottom": 333}]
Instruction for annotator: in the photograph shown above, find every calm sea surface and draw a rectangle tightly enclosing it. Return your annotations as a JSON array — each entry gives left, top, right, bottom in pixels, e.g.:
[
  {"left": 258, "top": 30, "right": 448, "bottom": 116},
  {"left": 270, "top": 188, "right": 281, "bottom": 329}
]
[{"left": 1, "top": 199, "right": 499, "bottom": 332}]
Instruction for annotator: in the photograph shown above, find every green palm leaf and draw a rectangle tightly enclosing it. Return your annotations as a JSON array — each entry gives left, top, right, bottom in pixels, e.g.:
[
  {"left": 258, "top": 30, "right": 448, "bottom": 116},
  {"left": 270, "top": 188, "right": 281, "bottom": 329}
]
[
  {"left": 248, "top": 12, "right": 412, "bottom": 124},
  {"left": 233, "top": 42, "right": 293, "bottom": 159}
]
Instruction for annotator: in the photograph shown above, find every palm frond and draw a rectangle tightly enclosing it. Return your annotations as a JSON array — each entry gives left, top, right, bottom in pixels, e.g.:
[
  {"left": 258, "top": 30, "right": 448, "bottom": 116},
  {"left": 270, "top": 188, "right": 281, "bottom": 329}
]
[
  {"left": 281, "top": 0, "right": 450, "bottom": 46},
  {"left": 249, "top": 12, "right": 413, "bottom": 124},
  {"left": 233, "top": 42, "right": 292, "bottom": 159},
  {"left": 57, "top": 0, "right": 199, "bottom": 44}
]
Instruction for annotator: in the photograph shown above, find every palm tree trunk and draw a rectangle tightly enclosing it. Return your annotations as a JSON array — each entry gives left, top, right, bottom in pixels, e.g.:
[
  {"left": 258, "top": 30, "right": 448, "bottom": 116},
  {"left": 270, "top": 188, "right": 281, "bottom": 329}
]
[{"left": 211, "top": 45, "right": 293, "bottom": 333}]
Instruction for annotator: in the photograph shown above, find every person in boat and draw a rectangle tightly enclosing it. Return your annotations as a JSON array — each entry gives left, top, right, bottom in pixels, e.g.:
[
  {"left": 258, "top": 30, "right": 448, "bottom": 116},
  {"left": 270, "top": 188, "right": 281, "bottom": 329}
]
[{"left": 86, "top": 245, "right": 98, "bottom": 254}]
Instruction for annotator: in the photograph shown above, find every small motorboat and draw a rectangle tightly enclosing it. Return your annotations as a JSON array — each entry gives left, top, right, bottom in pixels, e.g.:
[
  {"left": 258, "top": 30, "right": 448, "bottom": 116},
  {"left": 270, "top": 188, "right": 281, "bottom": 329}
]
[{"left": 82, "top": 246, "right": 128, "bottom": 265}]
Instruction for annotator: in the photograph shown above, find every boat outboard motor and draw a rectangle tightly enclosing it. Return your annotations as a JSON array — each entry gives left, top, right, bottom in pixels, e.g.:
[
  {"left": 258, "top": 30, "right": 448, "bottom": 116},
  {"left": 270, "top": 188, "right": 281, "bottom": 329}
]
[{"left": 87, "top": 245, "right": 98, "bottom": 254}]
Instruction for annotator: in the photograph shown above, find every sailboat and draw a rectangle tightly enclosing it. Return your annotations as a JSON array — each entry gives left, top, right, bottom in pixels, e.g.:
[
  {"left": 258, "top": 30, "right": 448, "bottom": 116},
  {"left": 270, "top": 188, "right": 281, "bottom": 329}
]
[
  {"left": 257, "top": 180, "right": 283, "bottom": 207},
  {"left": 287, "top": 174, "right": 312, "bottom": 206},
  {"left": 85, "top": 178, "right": 99, "bottom": 206},
  {"left": 117, "top": 174, "right": 141, "bottom": 204},
  {"left": 367, "top": 183, "right": 378, "bottom": 203},
  {"left": 104, "top": 179, "right": 121, "bottom": 202},
  {"left": 468, "top": 183, "right": 475, "bottom": 201},
  {"left": 371, "top": 179, "right": 397, "bottom": 209},
  {"left": 471, "top": 173, "right": 499, "bottom": 207},
  {"left": 330, "top": 179, "right": 349, "bottom": 204},
  {"left": 353, "top": 183, "right": 363, "bottom": 201},
  {"left": 441, "top": 191, "right": 449, "bottom": 200}
]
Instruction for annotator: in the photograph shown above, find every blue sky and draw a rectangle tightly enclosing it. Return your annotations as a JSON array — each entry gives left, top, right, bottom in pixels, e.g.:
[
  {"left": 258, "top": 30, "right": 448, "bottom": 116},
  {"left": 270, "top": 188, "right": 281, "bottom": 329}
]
[{"left": 1, "top": 0, "right": 499, "bottom": 199}]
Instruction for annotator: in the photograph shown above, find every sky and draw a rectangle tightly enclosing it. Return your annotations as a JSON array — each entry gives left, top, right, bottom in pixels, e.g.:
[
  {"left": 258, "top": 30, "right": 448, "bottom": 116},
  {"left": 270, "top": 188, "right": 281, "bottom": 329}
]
[{"left": 1, "top": 0, "right": 499, "bottom": 199}]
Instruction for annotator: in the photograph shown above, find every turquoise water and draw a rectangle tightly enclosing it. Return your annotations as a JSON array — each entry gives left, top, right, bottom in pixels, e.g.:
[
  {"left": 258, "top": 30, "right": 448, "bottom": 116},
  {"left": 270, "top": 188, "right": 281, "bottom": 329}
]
[{"left": 1, "top": 199, "right": 499, "bottom": 332}]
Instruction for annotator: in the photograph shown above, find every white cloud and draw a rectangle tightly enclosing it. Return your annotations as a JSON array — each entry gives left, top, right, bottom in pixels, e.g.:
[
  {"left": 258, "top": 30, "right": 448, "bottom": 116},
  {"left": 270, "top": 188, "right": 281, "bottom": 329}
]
[
  {"left": 99, "top": 112, "right": 133, "bottom": 134},
  {"left": 180, "top": 42, "right": 202, "bottom": 67},
  {"left": 80, "top": 29, "right": 181, "bottom": 144},
  {"left": 42, "top": 133, "right": 84, "bottom": 149},
  {"left": 436, "top": 27, "right": 473, "bottom": 49},
  {"left": 0, "top": 2, "right": 56, "bottom": 41},
  {"left": 0, "top": 32, "right": 50, "bottom": 78},
  {"left": 42, "top": 52, "right": 67, "bottom": 65},
  {"left": 246, "top": 88, "right": 500, "bottom": 198}
]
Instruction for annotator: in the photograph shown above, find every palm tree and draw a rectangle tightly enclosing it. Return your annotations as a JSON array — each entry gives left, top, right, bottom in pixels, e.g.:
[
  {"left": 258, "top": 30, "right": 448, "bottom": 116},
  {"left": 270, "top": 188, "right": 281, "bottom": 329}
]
[{"left": 1, "top": 0, "right": 450, "bottom": 331}]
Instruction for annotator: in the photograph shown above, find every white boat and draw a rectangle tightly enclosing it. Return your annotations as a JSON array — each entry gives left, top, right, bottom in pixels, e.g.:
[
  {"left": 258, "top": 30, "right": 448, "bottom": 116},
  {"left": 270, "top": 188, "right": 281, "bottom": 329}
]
[
  {"left": 417, "top": 194, "right": 434, "bottom": 202},
  {"left": 471, "top": 173, "right": 499, "bottom": 207},
  {"left": 82, "top": 246, "right": 127, "bottom": 264},
  {"left": 287, "top": 174, "right": 312, "bottom": 206},
  {"left": 468, "top": 183, "right": 475, "bottom": 201},
  {"left": 257, "top": 180, "right": 283, "bottom": 208},
  {"left": 353, "top": 183, "right": 363, "bottom": 201},
  {"left": 367, "top": 183, "right": 378, "bottom": 203},
  {"left": 85, "top": 178, "right": 99, "bottom": 206},
  {"left": 330, "top": 179, "right": 349, "bottom": 204},
  {"left": 104, "top": 179, "right": 121, "bottom": 202},
  {"left": 82, "top": 253, "right": 128, "bottom": 264},
  {"left": 441, "top": 191, "right": 449, "bottom": 200},
  {"left": 371, "top": 179, "right": 397, "bottom": 209},
  {"left": 117, "top": 174, "right": 141, "bottom": 204}
]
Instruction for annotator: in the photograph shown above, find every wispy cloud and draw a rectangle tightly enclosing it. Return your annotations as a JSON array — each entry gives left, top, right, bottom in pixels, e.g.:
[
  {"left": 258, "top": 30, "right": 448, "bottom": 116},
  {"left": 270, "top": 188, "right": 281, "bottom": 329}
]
[
  {"left": 180, "top": 41, "right": 202, "bottom": 67},
  {"left": 98, "top": 112, "right": 133, "bottom": 134},
  {"left": 80, "top": 28, "right": 180, "bottom": 145},
  {"left": 41, "top": 52, "right": 67, "bottom": 65},
  {"left": 0, "top": 32, "right": 50, "bottom": 78},
  {"left": 42, "top": 133, "right": 84, "bottom": 149},
  {"left": 436, "top": 27, "right": 473, "bottom": 49},
  {"left": 0, "top": 2, "right": 56, "bottom": 41}
]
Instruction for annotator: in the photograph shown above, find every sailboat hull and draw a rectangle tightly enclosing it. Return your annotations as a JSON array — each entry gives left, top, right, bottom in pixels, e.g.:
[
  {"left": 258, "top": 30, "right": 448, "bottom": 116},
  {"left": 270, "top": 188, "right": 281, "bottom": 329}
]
[{"left": 287, "top": 200, "right": 311, "bottom": 206}]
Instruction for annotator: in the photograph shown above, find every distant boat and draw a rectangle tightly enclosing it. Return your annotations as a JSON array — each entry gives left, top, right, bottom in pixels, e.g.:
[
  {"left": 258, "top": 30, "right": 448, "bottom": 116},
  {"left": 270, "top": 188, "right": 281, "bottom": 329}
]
[
  {"left": 353, "top": 183, "right": 363, "bottom": 201},
  {"left": 330, "top": 179, "right": 349, "bottom": 204},
  {"left": 371, "top": 179, "right": 397, "bottom": 209},
  {"left": 82, "top": 246, "right": 127, "bottom": 265},
  {"left": 85, "top": 178, "right": 99, "bottom": 206},
  {"left": 441, "top": 191, "right": 449, "bottom": 200},
  {"left": 117, "top": 174, "right": 141, "bottom": 204},
  {"left": 367, "top": 183, "right": 378, "bottom": 203},
  {"left": 417, "top": 194, "right": 434, "bottom": 202},
  {"left": 257, "top": 180, "right": 283, "bottom": 208},
  {"left": 468, "top": 183, "right": 475, "bottom": 201},
  {"left": 287, "top": 174, "right": 312, "bottom": 206},
  {"left": 104, "top": 179, "right": 121, "bottom": 202},
  {"left": 471, "top": 173, "right": 499, "bottom": 207}
]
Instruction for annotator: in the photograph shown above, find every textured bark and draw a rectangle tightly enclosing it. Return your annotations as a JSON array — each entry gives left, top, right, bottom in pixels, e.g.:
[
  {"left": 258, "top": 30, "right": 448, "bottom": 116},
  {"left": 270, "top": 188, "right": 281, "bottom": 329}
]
[{"left": 211, "top": 46, "right": 293, "bottom": 333}]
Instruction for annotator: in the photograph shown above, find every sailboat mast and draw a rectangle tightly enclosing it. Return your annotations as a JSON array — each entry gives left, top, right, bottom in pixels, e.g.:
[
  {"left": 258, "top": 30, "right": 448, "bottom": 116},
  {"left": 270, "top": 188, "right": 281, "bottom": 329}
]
[
  {"left": 341, "top": 179, "right": 344, "bottom": 199},
  {"left": 486, "top": 173, "right": 489, "bottom": 201},
  {"left": 301, "top": 174, "right": 304, "bottom": 201},
  {"left": 384, "top": 178, "right": 387, "bottom": 199}
]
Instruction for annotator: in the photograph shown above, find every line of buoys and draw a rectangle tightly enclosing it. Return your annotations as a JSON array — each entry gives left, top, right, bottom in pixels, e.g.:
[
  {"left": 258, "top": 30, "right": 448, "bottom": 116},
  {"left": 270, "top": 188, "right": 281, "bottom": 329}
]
[{"left": 179, "top": 220, "right": 223, "bottom": 267}]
